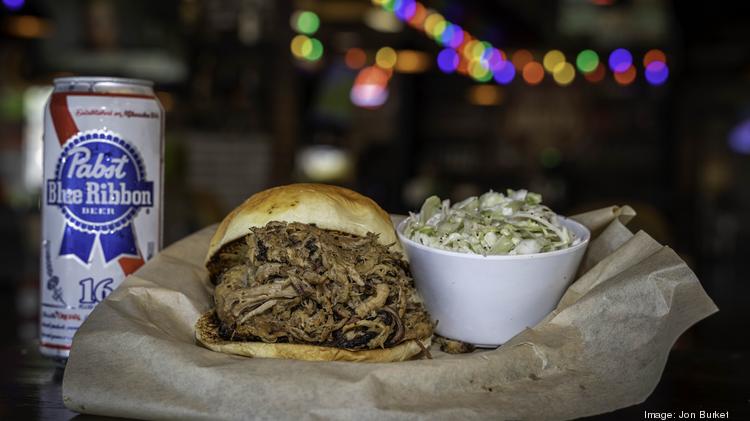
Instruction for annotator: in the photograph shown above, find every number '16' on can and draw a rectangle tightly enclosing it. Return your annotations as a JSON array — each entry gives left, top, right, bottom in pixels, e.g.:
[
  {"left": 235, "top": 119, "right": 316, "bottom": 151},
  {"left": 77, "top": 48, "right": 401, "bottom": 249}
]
[{"left": 40, "top": 77, "right": 164, "bottom": 362}]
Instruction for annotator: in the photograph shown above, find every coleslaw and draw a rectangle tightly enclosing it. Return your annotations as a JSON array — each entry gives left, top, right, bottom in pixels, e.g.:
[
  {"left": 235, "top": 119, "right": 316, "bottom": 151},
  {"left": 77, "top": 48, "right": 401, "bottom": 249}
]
[{"left": 403, "top": 189, "right": 579, "bottom": 256}]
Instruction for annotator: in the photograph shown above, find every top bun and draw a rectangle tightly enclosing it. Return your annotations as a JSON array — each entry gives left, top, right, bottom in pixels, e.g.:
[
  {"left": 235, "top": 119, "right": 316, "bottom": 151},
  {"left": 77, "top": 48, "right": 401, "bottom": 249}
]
[{"left": 206, "top": 183, "right": 401, "bottom": 263}]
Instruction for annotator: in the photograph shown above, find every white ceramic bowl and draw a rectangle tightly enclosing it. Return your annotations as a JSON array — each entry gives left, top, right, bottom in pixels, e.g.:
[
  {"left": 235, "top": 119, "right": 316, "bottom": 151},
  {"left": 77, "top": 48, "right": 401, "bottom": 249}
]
[{"left": 396, "top": 217, "right": 590, "bottom": 347}]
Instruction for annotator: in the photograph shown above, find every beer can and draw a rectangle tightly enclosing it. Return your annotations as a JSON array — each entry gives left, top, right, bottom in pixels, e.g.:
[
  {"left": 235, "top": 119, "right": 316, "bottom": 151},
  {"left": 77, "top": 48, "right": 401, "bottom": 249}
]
[{"left": 40, "top": 77, "right": 164, "bottom": 362}]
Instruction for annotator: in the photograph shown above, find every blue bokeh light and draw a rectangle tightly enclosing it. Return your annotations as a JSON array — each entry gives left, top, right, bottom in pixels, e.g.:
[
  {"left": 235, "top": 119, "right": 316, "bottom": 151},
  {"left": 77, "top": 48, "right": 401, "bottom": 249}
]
[
  {"left": 3, "top": 0, "right": 24, "bottom": 10},
  {"left": 645, "top": 61, "right": 669, "bottom": 86},
  {"left": 729, "top": 119, "right": 750, "bottom": 155},
  {"left": 440, "top": 24, "right": 464, "bottom": 49},
  {"left": 493, "top": 60, "right": 515, "bottom": 85},
  {"left": 393, "top": 0, "right": 417, "bottom": 22},
  {"left": 437, "top": 48, "right": 459, "bottom": 73},
  {"left": 608, "top": 48, "right": 633, "bottom": 73}
]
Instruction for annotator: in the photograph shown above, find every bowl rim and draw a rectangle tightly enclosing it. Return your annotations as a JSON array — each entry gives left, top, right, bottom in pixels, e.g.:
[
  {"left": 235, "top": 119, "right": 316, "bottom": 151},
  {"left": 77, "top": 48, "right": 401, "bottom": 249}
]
[{"left": 396, "top": 216, "right": 590, "bottom": 260}]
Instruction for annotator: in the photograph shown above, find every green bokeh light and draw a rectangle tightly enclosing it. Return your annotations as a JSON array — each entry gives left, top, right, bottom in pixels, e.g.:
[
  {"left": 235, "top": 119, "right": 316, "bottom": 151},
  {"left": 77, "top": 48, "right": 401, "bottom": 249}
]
[
  {"left": 469, "top": 60, "right": 492, "bottom": 82},
  {"left": 576, "top": 50, "right": 599, "bottom": 73},
  {"left": 296, "top": 11, "right": 320, "bottom": 35},
  {"left": 305, "top": 38, "right": 324, "bottom": 61}
]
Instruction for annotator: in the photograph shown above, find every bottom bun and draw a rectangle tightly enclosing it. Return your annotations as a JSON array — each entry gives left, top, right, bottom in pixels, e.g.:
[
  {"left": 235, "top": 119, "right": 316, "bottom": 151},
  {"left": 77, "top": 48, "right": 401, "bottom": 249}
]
[{"left": 195, "top": 311, "right": 431, "bottom": 363}]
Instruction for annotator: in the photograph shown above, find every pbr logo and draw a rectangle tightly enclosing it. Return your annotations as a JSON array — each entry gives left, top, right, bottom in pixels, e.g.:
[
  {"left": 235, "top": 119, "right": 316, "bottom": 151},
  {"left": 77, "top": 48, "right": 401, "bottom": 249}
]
[{"left": 46, "top": 130, "right": 153, "bottom": 264}]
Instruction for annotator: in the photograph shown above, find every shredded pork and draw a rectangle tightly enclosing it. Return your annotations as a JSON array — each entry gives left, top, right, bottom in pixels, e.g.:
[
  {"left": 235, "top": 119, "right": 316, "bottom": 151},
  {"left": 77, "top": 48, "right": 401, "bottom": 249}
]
[{"left": 207, "top": 221, "right": 433, "bottom": 350}]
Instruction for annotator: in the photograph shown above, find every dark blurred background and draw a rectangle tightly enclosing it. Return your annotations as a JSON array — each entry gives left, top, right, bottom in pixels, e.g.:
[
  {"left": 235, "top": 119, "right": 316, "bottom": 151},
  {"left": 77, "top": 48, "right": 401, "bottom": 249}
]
[{"left": 0, "top": 0, "right": 748, "bottom": 418}]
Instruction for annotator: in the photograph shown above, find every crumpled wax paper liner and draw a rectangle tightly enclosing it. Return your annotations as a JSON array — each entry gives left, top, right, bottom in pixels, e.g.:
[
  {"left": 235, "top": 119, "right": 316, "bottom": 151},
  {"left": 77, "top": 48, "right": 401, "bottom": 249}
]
[{"left": 62, "top": 206, "right": 717, "bottom": 420}]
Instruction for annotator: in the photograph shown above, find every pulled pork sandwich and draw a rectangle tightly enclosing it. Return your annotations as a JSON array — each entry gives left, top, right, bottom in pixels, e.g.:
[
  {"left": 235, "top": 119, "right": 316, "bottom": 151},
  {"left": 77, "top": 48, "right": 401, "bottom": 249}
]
[{"left": 196, "top": 184, "right": 434, "bottom": 362}]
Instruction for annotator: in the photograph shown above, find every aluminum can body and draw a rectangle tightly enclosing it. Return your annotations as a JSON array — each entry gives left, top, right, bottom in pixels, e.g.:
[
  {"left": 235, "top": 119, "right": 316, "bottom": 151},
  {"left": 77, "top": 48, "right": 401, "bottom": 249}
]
[{"left": 40, "top": 77, "right": 164, "bottom": 362}]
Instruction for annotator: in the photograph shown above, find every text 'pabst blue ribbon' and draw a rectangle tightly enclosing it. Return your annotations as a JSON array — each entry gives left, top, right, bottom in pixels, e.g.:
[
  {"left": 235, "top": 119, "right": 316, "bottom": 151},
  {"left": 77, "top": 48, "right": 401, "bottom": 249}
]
[{"left": 46, "top": 130, "right": 153, "bottom": 263}]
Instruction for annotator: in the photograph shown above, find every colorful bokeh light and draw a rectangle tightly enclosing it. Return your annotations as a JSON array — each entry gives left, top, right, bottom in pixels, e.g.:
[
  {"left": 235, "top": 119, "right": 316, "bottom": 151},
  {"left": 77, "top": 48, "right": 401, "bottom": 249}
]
[
  {"left": 613, "top": 64, "right": 636, "bottom": 85},
  {"left": 293, "top": 11, "right": 320, "bottom": 35},
  {"left": 423, "top": 13, "right": 444, "bottom": 39},
  {"left": 584, "top": 63, "right": 606, "bottom": 83},
  {"left": 543, "top": 50, "right": 566, "bottom": 73},
  {"left": 290, "top": 35, "right": 310, "bottom": 59},
  {"left": 306, "top": 38, "right": 324, "bottom": 61},
  {"left": 469, "top": 60, "right": 492, "bottom": 82},
  {"left": 576, "top": 50, "right": 599, "bottom": 73},
  {"left": 437, "top": 48, "right": 459, "bottom": 73},
  {"left": 645, "top": 61, "right": 669, "bottom": 85},
  {"left": 378, "top": 0, "right": 396, "bottom": 11},
  {"left": 728, "top": 119, "right": 750, "bottom": 155},
  {"left": 432, "top": 19, "right": 448, "bottom": 40},
  {"left": 440, "top": 23, "right": 464, "bottom": 48},
  {"left": 461, "top": 40, "right": 478, "bottom": 60},
  {"left": 345, "top": 48, "right": 367, "bottom": 69},
  {"left": 493, "top": 60, "right": 515, "bottom": 85},
  {"left": 487, "top": 48, "right": 507, "bottom": 71},
  {"left": 375, "top": 46, "right": 398, "bottom": 69},
  {"left": 511, "top": 49, "right": 533, "bottom": 71},
  {"left": 393, "top": 0, "right": 417, "bottom": 21},
  {"left": 407, "top": 2, "right": 427, "bottom": 28},
  {"left": 522, "top": 61, "right": 544, "bottom": 85},
  {"left": 643, "top": 49, "right": 667, "bottom": 67},
  {"left": 553, "top": 62, "right": 575, "bottom": 86},
  {"left": 608, "top": 48, "right": 633, "bottom": 73},
  {"left": 3, "top": 0, "right": 24, "bottom": 10}
]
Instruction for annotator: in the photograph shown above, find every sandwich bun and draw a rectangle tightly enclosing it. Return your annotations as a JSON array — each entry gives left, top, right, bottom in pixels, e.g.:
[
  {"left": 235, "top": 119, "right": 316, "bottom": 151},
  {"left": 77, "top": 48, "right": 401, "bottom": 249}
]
[
  {"left": 206, "top": 183, "right": 403, "bottom": 265},
  {"left": 196, "top": 312, "right": 430, "bottom": 362}
]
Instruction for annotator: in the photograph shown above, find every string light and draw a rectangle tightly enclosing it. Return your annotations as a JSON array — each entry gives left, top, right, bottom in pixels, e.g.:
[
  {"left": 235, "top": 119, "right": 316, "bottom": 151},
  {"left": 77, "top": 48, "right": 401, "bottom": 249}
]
[
  {"left": 393, "top": 0, "right": 417, "bottom": 21},
  {"left": 493, "top": 60, "right": 515, "bottom": 85},
  {"left": 613, "top": 65, "right": 636, "bottom": 85},
  {"left": 2, "top": 0, "right": 24, "bottom": 10},
  {"left": 423, "top": 12, "right": 444, "bottom": 38},
  {"left": 511, "top": 49, "right": 533, "bottom": 71},
  {"left": 306, "top": 38, "right": 324, "bottom": 61},
  {"left": 584, "top": 63, "right": 606, "bottom": 83},
  {"left": 576, "top": 50, "right": 599, "bottom": 73},
  {"left": 437, "top": 48, "right": 459, "bottom": 73},
  {"left": 407, "top": 2, "right": 427, "bottom": 28},
  {"left": 469, "top": 60, "right": 492, "bottom": 82},
  {"left": 290, "top": 35, "right": 310, "bottom": 59},
  {"left": 543, "top": 50, "right": 566, "bottom": 73},
  {"left": 291, "top": 11, "right": 320, "bottom": 35},
  {"left": 609, "top": 48, "right": 632, "bottom": 73},
  {"left": 643, "top": 49, "right": 666, "bottom": 67},
  {"left": 371, "top": 1, "right": 671, "bottom": 88},
  {"left": 290, "top": 11, "right": 323, "bottom": 62},
  {"left": 522, "top": 61, "right": 544, "bottom": 85},
  {"left": 553, "top": 62, "right": 575, "bottom": 86},
  {"left": 644, "top": 61, "right": 669, "bottom": 85}
]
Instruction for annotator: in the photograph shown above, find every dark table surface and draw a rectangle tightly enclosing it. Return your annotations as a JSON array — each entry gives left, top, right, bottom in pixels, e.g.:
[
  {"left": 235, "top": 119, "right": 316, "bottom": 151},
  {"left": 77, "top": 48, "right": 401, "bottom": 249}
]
[{"left": 2, "top": 336, "right": 748, "bottom": 421}]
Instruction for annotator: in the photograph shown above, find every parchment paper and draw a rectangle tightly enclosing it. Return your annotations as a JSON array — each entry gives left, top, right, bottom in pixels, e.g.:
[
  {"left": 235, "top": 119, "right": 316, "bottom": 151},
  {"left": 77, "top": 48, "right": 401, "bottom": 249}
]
[{"left": 62, "top": 206, "right": 717, "bottom": 420}]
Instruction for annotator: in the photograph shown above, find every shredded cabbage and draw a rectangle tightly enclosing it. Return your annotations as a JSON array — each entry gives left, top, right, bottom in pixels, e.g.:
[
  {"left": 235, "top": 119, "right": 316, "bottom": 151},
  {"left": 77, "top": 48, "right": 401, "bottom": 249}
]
[{"left": 403, "top": 189, "right": 578, "bottom": 256}]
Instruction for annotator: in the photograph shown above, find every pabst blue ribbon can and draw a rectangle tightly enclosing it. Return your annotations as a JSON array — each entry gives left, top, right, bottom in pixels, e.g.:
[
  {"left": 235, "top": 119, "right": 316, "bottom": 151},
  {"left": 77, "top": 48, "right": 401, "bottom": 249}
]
[{"left": 40, "top": 77, "right": 163, "bottom": 362}]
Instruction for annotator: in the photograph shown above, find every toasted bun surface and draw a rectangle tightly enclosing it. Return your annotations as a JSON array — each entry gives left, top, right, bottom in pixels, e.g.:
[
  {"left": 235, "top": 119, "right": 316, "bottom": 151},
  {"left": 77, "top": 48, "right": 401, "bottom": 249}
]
[
  {"left": 195, "top": 311, "right": 430, "bottom": 362},
  {"left": 206, "top": 183, "right": 401, "bottom": 264}
]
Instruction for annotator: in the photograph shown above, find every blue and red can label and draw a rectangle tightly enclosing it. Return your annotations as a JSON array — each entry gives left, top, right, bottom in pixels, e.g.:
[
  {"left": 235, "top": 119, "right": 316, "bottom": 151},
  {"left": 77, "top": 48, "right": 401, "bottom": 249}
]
[{"left": 41, "top": 85, "right": 163, "bottom": 359}]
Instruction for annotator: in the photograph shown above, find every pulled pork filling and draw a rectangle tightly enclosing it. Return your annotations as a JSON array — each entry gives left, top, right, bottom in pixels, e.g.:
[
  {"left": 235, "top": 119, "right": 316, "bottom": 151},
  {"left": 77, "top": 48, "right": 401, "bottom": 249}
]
[{"left": 207, "top": 221, "right": 433, "bottom": 350}]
